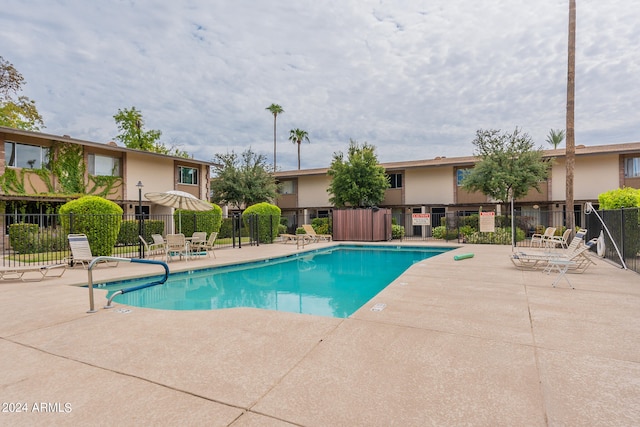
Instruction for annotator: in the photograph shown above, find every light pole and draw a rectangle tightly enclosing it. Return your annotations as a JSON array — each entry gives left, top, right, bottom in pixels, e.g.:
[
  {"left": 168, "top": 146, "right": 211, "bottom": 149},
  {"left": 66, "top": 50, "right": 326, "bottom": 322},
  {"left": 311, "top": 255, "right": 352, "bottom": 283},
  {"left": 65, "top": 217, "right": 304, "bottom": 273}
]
[{"left": 137, "top": 181, "right": 144, "bottom": 258}]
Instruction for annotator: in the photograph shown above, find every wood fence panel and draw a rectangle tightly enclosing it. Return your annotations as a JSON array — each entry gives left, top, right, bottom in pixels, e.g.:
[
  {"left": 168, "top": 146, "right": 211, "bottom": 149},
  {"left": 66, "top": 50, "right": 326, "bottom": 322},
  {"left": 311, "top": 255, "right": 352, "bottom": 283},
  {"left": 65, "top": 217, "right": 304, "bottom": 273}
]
[{"left": 333, "top": 208, "right": 391, "bottom": 241}]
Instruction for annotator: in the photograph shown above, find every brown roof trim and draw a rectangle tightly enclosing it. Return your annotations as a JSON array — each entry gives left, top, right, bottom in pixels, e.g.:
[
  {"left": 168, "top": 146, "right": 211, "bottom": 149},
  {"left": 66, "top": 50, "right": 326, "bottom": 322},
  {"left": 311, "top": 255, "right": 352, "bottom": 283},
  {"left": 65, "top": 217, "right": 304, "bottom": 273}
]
[
  {"left": 0, "top": 126, "right": 214, "bottom": 166},
  {"left": 275, "top": 141, "right": 640, "bottom": 178}
]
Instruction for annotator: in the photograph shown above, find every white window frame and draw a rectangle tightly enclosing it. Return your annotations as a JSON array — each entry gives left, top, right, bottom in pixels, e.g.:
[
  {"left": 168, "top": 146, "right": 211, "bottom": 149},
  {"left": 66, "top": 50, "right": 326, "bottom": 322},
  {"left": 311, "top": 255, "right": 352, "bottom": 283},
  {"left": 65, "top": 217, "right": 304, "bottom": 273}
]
[
  {"left": 88, "top": 154, "right": 121, "bottom": 177},
  {"left": 179, "top": 166, "right": 199, "bottom": 185},
  {"left": 5, "top": 141, "right": 50, "bottom": 169},
  {"left": 624, "top": 157, "right": 640, "bottom": 178}
]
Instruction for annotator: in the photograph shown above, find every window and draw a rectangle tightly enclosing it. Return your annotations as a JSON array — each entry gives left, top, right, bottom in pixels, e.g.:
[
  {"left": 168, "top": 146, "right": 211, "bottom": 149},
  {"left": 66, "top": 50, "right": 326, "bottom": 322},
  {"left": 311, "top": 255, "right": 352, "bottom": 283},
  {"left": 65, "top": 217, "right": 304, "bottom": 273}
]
[
  {"left": 88, "top": 154, "right": 121, "bottom": 176},
  {"left": 279, "top": 180, "right": 295, "bottom": 194},
  {"left": 387, "top": 173, "right": 403, "bottom": 189},
  {"left": 5, "top": 141, "right": 50, "bottom": 169},
  {"left": 456, "top": 168, "right": 472, "bottom": 186},
  {"left": 624, "top": 157, "right": 640, "bottom": 178},
  {"left": 179, "top": 166, "right": 198, "bottom": 185}
]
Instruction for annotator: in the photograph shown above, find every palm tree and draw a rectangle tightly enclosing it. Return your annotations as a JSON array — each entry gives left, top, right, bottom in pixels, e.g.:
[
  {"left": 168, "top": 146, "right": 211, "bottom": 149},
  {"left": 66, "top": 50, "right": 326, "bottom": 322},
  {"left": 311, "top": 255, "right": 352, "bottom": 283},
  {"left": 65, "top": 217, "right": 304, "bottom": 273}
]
[
  {"left": 288, "top": 128, "right": 310, "bottom": 170},
  {"left": 265, "top": 103, "right": 284, "bottom": 172},
  {"left": 566, "top": 0, "right": 576, "bottom": 234},
  {"left": 546, "top": 129, "right": 566, "bottom": 149}
]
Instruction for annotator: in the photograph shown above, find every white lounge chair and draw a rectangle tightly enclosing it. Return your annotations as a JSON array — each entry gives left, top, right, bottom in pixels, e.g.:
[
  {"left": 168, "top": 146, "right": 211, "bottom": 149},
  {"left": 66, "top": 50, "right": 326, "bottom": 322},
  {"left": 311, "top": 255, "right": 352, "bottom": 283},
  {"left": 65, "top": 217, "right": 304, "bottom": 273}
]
[
  {"left": 530, "top": 227, "right": 557, "bottom": 247},
  {"left": 0, "top": 263, "right": 66, "bottom": 282},
  {"left": 511, "top": 236, "right": 597, "bottom": 273},
  {"left": 68, "top": 234, "right": 118, "bottom": 268},
  {"left": 302, "top": 224, "right": 332, "bottom": 242},
  {"left": 280, "top": 233, "right": 313, "bottom": 245}
]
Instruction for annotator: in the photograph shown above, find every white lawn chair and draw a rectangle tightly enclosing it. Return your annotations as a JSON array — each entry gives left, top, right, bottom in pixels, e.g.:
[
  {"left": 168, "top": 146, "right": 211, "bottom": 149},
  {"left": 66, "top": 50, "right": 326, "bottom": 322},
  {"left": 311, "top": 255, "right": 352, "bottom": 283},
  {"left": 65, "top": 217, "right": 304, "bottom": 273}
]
[
  {"left": 191, "top": 232, "right": 218, "bottom": 258},
  {"left": 67, "top": 234, "right": 117, "bottom": 268}
]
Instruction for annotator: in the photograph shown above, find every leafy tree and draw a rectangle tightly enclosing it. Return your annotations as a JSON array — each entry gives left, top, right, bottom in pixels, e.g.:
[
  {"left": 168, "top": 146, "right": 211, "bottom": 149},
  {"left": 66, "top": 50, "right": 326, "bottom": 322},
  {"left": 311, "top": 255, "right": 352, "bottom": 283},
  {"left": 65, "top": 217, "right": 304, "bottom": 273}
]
[
  {"left": 265, "top": 103, "right": 284, "bottom": 172},
  {"left": 288, "top": 128, "right": 309, "bottom": 170},
  {"left": 546, "top": 128, "right": 565, "bottom": 149},
  {"left": 327, "top": 139, "right": 389, "bottom": 208},
  {"left": 210, "top": 148, "right": 278, "bottom": 209},
  {"left": 0, "top": 56, "right": 44, "bottom": 131},
  {"left": 113, "top": 107, "right": 189, "bottom": 157},
  {"left": 461, "top": 128, "right": 550, "bottom": 204}
]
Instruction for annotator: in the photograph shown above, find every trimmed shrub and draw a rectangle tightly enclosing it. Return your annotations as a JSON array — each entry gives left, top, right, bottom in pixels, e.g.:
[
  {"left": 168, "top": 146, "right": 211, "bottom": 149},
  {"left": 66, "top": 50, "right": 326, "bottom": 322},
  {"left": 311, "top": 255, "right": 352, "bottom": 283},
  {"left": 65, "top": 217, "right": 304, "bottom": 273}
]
[
  {"left": 465, "top": 227, "right": 526, "bottom": 244},
  {"left": 278, "top": 224, "right": 287, "bottom": 235},
  {"left": 598, "top": 187, "right": 640, "bottom": 209},
  {"left": 432, "top": 225, "right": 458, "bottom": 240},
  {"left": 117, "top": 219, "right": 166, "bottom": 246},
  {"left": 311, "top": 217, "right": 332, "bottom": 234},
  {"left": 174, "top": 203, "right": 223, "bottom": 237},
  {"left": 8, "top": 224, "right": 69, "bottom": 254},
  {"left": 9, "top": 223, "right": 38, "bottom": 254},
  {"left": 391, "top": 224, "right": 405, "bottom": 239},
  {"left": 59, "top": 196, "right": 123, "bottom": 256},
  {"left": 242, "top": 202, "right": 281, "bottom": 243}
]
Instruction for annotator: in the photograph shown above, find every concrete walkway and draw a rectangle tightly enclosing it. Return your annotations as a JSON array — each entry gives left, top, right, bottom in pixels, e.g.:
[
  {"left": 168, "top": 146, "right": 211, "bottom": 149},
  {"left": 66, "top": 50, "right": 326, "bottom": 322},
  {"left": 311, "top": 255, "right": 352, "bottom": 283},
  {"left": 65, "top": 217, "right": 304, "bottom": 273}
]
[{"left": 1, "top": 242, "right": 638, "bottom": 426}]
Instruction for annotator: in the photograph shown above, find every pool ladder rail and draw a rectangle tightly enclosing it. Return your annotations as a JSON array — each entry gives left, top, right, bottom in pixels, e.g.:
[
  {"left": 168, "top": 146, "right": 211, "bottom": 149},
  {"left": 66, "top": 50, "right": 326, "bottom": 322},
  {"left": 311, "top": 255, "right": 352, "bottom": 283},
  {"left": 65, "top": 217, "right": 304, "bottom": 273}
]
[{"left": 86, "top": 256, "right": 170, "bottom": 313}]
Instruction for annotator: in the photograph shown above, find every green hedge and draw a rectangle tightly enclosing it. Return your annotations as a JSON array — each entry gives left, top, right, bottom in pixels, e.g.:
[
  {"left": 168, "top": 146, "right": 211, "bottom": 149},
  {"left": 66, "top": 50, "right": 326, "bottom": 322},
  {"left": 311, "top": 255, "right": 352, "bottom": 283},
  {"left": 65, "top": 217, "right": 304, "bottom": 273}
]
[
  {"left": 242, "top": 202, "right": 281, "bottom": 243},
  {"left": 174, "top": 204, "right": 223, "bottom": 237},
  {"left": 8, "top": 223, "right": 69, "bottom": 254},
  {"left": 465, "top": 227, "right": 526, "bottom": 244},
  {"left": 59, "top": 196, "right": 123, "bottom": 256},
  {"left": 117, "top": 219, "right": 166, "bottom": 246},
  {"left": 311, "top": 217, "right": 332, "bottom": 234},
  {"left": 392, "top": 224, "right": 405, "bottom": 239}
]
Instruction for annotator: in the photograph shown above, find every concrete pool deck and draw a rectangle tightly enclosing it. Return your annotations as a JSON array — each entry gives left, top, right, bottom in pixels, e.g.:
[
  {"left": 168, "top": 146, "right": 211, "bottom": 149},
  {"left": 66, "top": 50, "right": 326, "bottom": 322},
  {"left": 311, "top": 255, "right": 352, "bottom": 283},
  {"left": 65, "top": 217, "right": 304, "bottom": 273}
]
[{"left": 1, "top": 241, "right": 639, "bottom": 426}]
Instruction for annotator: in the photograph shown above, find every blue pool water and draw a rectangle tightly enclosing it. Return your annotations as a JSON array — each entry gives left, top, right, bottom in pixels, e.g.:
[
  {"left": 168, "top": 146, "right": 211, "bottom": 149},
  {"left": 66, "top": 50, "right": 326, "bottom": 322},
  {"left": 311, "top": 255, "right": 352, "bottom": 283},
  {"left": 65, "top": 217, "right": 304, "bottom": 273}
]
[{"left": 101, "top": 245, "right": 452, "bottom": 318}]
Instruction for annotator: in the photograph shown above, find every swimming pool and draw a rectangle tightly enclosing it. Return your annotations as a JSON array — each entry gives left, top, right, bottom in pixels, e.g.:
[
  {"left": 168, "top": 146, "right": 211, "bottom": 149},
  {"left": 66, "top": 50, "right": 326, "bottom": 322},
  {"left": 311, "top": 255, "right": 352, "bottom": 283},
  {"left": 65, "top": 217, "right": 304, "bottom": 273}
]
[{"left": 101, "top": 245, "right": 453, "bottom": 318}]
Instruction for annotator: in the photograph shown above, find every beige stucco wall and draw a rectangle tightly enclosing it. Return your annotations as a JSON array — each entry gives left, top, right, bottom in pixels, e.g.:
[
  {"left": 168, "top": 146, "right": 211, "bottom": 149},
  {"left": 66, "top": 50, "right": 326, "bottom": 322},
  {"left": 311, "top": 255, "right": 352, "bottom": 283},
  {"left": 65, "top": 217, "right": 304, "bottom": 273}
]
[
  {"left": 125, "top": 153, "right": 175, "bottom": 201},
  {"left": 297, "top": 175, "right": 331, "bottom": 208},
  {"left": 551, "top": 154, "right": 619, "bottom": 201},
  {"left": 404, "top": 167, "right": 454, "bottom": 205}
]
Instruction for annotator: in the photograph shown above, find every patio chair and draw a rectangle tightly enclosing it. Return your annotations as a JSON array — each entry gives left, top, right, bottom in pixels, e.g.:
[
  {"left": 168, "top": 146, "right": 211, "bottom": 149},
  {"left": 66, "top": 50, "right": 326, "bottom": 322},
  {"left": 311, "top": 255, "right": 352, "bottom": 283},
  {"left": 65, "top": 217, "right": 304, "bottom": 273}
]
[
  {"left": 139, "top": 235, "right": 165, "bottom": 259},
  {"left": 510, "top": 237, "right": 597, "bottom": 272},
  {"left": 165, "top": 233, "right": 190, "bottom": 262},
  {"left": 280, "top": 233, "right": 313, "bottom": 244},
  {"left": 302, "top": 224, "right": 332, "bottom": 242},
  {"left": 190, "top": 231, "right": 207, "bottom": 245},
  {"left": 191, "top": 232, "right": 218, "bottom": 258},
  {"left": 530, "top": 227, "right": 557, "bottom": 247},
  {"left": 548, "top": 228, "right": 572, "bottom": 249},
  {"left": 0, "top": 263, "right": 67, "bottom": 282},
  {"left": 67, "top": 234, "right": 118, "bottom": 268}
]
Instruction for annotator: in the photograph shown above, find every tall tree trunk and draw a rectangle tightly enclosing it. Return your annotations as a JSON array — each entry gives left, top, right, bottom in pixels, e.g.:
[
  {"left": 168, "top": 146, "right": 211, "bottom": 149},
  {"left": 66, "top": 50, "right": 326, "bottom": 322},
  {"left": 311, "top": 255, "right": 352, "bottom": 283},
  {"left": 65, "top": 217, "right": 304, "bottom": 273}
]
[
  {"left": 297, "top": 141, "right": 301, "bottom": 170},
  {"left": 566, "top": 0, "right": 576, "bottom": 233},
  {"left": 273, "top": 115, "right": 277, "bottom": 172}
]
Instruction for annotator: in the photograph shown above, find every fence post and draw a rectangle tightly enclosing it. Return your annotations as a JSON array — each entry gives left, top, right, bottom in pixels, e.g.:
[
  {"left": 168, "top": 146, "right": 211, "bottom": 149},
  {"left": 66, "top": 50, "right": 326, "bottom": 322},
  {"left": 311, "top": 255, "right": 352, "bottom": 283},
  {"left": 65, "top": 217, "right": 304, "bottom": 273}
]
[{"left": 620, "top": 208, "right": 626, "bottom": 260}]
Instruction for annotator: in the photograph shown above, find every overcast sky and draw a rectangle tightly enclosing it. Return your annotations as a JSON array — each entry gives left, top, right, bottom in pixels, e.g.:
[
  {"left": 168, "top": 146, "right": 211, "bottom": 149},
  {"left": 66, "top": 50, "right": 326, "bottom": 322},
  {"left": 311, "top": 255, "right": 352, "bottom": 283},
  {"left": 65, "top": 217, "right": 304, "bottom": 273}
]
[{"left": 2, "top": 1, "right": 639, "bottom": 171}]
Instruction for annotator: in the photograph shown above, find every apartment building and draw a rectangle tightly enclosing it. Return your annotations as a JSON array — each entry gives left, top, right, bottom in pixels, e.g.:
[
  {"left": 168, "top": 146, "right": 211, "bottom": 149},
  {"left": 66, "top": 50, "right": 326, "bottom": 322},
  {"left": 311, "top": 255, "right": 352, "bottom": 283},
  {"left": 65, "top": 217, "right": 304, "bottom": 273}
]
[
  {"left": 0, "top": 126, "right": 213, "bottom": 218},
  {"left": 274, "top": 142, "right": 640, "bottom": 229}
]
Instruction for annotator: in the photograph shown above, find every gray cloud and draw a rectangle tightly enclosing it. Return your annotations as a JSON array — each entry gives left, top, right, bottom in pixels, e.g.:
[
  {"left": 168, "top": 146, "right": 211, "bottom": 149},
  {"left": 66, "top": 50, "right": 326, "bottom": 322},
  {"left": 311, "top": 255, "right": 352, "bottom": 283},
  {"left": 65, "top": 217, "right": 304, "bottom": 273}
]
[{"left": 2, "top": 0, "right": 638, "bottom": 170}]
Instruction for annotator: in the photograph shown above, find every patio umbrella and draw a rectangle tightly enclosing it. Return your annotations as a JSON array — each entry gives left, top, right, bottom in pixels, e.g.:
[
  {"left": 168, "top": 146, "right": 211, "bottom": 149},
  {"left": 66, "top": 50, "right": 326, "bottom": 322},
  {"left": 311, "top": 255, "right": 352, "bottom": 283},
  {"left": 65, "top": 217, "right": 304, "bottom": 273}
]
[{"left": 145, "top": 190, "right": 212, "bottom": 233}]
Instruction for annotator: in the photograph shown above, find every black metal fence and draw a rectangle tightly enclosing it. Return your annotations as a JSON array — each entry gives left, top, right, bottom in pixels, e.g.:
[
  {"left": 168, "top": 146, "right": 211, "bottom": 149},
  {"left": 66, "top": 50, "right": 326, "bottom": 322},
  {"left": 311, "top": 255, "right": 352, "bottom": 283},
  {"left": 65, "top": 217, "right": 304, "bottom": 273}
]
[
  {"left": 395, "top": 208, "right": 639, "bottom": 274},
  {"left": 0, "top": 212, "right": 264, "bottom": 267},
  {"left": 2, "top": 208, "right": 638, "bottom": 275},
  {"left": 585, "top": 207, "right": 640, "bottom": 272}
]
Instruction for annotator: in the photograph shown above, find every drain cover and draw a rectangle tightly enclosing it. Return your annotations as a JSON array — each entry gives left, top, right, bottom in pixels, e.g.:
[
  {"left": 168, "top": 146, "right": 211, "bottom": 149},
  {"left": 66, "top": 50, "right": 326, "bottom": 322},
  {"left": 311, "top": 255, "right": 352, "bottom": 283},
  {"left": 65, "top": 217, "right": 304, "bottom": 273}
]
[
  {"left": 370, "top": 303, "right": 386, "bottom": 312},
  {"left": 115, "top": 308, "right": 132, "bottom": 314}
]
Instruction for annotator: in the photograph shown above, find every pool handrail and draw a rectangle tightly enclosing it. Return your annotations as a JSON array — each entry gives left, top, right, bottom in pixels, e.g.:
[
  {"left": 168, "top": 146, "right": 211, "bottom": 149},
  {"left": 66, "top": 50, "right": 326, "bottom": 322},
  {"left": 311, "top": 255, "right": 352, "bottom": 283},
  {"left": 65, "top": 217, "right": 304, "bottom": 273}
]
[{"left": 86, "top": 257, "right": 169, "bottom": 313}]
